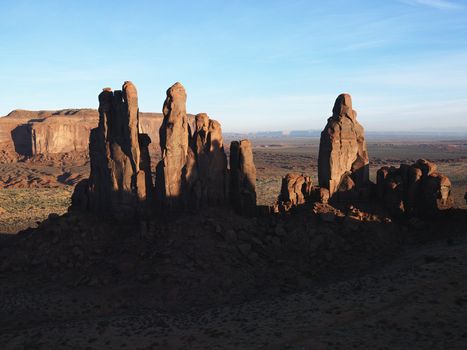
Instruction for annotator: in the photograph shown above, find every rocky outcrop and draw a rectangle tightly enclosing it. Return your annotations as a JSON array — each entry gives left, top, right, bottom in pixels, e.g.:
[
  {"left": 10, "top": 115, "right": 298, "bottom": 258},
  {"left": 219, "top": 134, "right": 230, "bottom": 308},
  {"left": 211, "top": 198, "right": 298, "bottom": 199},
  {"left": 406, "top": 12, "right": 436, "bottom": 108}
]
[
  {"left": 376, "top": 159, "right": 453, "bottom": 217},
  {"left": 229, "top": 140, "right": 257, "bottom": 215},
  {"left": 318, "top": 94, "right": 369, "bottom": 199},
  {"left": 71, "top": 82, "right": 152, "bottom": 219},
  {"left": 273, "top": 173, "right": 312, "bottom": 213}
]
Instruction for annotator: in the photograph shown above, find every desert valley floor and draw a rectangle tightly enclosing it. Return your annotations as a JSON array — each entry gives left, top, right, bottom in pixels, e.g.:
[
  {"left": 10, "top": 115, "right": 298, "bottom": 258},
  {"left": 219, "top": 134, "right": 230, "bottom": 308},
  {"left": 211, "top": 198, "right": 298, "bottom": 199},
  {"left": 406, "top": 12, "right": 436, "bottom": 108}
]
[{"left": 1, "top": 136, "right": 465, "bottom": 234}]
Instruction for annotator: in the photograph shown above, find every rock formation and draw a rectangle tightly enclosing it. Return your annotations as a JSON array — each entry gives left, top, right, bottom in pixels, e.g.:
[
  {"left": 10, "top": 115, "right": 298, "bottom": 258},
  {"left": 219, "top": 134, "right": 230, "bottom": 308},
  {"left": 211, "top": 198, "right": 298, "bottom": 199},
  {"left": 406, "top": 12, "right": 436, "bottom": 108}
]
[
  {"left": 71, "top": 82, "right": 153, "bottom": 219},
  {"left": 229, "top": 140, "right": 257, "bottom": 215},
  {"left": 273, "top": 173, "right": 312, "bottom": 213},
  {"left": 318, "top": 94, "right": 369, "bottom": 200},
  {"left": 155, "top": 83, "right": 232, "bottom": 212},
  {"left": 155, "top": 82, "right": 190, "bottom": 211},
  {"left": 192, "top": 113, "right": 229, "bottom": 207},
  {"left": 376, "top": 159, "right": 453, "bottom": 217}
]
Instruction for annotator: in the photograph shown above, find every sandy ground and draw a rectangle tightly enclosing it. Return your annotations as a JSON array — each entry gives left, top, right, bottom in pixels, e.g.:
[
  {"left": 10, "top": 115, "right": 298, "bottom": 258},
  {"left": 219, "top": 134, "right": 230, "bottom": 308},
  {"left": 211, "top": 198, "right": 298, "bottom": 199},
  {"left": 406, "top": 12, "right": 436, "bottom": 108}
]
[{"left": 1, "top": 235, "right": 466, "bottom": 349}]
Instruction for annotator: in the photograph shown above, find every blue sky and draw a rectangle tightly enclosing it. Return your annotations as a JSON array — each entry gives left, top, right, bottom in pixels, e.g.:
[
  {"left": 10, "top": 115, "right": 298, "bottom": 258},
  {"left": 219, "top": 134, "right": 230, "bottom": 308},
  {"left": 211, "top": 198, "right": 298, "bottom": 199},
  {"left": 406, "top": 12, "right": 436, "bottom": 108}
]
[{"left": 1, "top": 0, "right": 466, "bottom": 132}]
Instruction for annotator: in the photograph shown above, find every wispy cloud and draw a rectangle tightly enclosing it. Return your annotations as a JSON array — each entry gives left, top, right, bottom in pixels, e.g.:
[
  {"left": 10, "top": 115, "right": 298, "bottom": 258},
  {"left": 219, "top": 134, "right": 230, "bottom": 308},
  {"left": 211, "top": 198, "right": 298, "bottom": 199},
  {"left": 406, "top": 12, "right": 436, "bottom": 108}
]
[{"left": 401, "top": 0, "right": 463, "bottom": 10}]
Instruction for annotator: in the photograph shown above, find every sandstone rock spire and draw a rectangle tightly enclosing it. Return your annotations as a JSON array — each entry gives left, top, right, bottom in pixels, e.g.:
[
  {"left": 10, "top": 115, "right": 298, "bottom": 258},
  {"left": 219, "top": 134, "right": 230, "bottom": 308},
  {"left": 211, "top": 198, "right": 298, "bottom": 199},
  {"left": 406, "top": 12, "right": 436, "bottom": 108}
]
[
  {"left": 230, "top": 140, "right": 256, "bottom": 215},
  {"left": 71, "top": 81, "right": 152, "bottom": 219},
  {"left": 318, "top": 93, "right": 369, "bottom": 199},
  {"left": 192, "top": 114, "right": 228, "bottom": 206},
  {"left": 155, "top": 82, "right": 189, "bottom": 211}
]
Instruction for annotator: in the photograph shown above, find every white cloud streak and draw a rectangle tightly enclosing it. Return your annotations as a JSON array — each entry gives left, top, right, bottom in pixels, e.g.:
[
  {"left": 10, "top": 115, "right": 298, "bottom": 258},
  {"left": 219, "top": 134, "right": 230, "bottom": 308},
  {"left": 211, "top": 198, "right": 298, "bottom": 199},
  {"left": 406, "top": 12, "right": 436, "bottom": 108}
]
[{"left": 401, "top": 0, "right": 463, "bottom": 10}]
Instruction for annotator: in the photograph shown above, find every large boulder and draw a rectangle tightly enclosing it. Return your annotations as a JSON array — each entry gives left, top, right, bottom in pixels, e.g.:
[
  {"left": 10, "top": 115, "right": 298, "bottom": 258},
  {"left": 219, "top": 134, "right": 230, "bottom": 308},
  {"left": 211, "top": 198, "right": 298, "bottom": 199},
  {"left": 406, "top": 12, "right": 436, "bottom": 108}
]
[
  {"left": 229, "top": 140, "right": 257, "bottom": 215},
  {"left": 318, "top": 94, "right": 369, "bottom": 199},
  {"left": 376, "top": 159, "right": 454, "bottom": 217},
  {"left": 71, "top": 82, "right": 152, "bottom": 219}
]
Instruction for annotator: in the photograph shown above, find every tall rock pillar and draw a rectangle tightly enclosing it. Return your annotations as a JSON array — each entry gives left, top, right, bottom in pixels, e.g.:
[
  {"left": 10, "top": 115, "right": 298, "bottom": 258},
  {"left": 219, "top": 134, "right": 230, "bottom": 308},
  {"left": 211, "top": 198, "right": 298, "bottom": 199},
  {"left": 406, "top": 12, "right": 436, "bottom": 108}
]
[{"left": 318, "top": 93, "right": 369, "bottom": 199}]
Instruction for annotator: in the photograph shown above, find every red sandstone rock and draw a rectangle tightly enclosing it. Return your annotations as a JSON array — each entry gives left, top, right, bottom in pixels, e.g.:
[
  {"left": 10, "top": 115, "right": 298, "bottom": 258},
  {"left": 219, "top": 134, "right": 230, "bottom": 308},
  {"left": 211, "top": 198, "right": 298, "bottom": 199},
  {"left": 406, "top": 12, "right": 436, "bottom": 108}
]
[
  {"left": 376, "top": 159, "right": 453, "bottom": 216},
  {"left": 229, "top": 140, "right": 256, "bottom": 215},
  {"left": 155, "top": 82, "right": 190, "bottom": 211},
  {"left": 318, "top": 94, "right": 369, "bottom": 199},
  {"left": 71, "top": 82, "right": 152, "bottom": 219},
  {"left": 273, "top": 173, "right": 312, "bottom": 212}
]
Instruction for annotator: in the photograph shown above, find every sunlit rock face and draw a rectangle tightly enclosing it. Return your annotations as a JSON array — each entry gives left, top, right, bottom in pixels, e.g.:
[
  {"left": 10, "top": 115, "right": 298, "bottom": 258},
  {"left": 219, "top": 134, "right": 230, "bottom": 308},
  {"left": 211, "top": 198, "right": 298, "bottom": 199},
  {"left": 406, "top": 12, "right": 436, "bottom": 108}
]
[
  {"left": 318, "top": 93, "right": 369, "bottom": 200},
  {"left": 71, "top": 82, "right": 153, "bottom": 219}
]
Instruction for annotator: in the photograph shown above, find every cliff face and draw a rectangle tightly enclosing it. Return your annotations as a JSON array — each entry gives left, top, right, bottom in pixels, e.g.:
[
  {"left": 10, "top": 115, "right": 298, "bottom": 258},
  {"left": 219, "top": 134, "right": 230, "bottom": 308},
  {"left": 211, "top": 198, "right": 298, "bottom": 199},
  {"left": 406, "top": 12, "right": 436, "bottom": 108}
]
[
  {"left": 0, "top": 109, "right": 174, "bottom": 159},
  {"left": 30, "top": 110, "right": 98, "bottom": 155}
]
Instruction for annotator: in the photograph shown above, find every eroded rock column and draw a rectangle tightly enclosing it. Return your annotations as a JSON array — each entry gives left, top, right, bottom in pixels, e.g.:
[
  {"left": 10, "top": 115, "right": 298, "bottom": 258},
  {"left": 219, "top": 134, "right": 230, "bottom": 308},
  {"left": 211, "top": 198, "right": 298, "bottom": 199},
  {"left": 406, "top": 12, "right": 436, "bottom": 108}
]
[
  {"left": 318, "top": 93, "right": 369, "bottom": 199},
  {"left": 155, "top": 82, "right": 189, "bottom": 211},
  {"left": 229, "top": 140, "right": 256, "bottom": 215},
  {"left": 71, "top": 81, "right": 152, "bottom": 219}
]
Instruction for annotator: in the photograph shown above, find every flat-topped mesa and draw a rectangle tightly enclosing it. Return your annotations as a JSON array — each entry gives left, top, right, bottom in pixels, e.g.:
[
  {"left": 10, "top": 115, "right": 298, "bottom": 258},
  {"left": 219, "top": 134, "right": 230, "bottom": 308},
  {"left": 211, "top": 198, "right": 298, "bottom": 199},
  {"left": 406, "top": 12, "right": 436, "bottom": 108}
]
[
  {"left": 377, "top": 159, "right": 454, "bottom": 217},
  {"left": 71, "top": 81, "right": 153, "bottom": 219},
  {"left": 318, "top": 93, "right": 369, "bottom": 200},
  {"left": 155, "top": 83, "right": 231, "bottom": 212},
  {"left": 229, "top": 140, "right": 257, "bottom": 215}
]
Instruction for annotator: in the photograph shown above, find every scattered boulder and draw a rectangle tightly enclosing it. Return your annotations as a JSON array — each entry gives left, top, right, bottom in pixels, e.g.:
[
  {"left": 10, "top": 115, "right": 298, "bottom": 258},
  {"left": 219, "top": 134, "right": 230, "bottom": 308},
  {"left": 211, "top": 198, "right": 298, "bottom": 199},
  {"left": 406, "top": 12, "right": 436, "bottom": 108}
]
[
  {"left": 318, "top": 94, "right": 369, "bottom": 200},
  {"left": 70, "top": 82, "right": 152, "bottom": 219},
  {"left": 376, "top": 159, "right": 454, "bottom": 217},
  {"left": 230, "top": 140, "right": 257, "bottom": 215}
]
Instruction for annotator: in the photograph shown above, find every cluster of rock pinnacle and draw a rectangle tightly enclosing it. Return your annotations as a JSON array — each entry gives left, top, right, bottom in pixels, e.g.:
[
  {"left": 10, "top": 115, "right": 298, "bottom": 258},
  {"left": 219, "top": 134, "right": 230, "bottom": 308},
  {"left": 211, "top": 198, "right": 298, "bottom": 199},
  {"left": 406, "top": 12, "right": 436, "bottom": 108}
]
[
  {"left": 274, "top": 93, "right": 453, "bottom": 217},
  {"left": 72, "top": 84, "right": 453, "bottom": 221},
  {"left": 72, "top": 81, "right": 256, "bottom": 219}
]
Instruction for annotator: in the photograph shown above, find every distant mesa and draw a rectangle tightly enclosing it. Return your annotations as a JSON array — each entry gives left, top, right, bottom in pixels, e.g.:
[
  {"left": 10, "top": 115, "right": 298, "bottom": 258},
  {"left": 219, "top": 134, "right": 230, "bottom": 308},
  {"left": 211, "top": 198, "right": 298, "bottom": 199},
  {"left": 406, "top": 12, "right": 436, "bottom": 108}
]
[{"left": 0, "top": 108, "right": 195, "bottom": 162}]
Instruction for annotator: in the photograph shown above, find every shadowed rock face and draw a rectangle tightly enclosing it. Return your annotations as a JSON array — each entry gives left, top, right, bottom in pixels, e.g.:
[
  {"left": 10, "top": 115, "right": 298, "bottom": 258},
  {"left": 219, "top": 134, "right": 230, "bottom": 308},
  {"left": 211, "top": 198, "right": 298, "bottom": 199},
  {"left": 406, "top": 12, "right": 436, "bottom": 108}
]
[
  {"left": 71, "top": 82, "right": 152, "bottom": 219},
  {"left": 230, "top": 140, "right": 256, "bottom": 215},
  {"left": 192, "top": 114, "right": 229, "bottom": 207},
  {"left": 318, "top": 94, "right": 369, "bottom": 199},
  {"left": 377, "top": 159, "right": 454, "bottom": 217}
]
